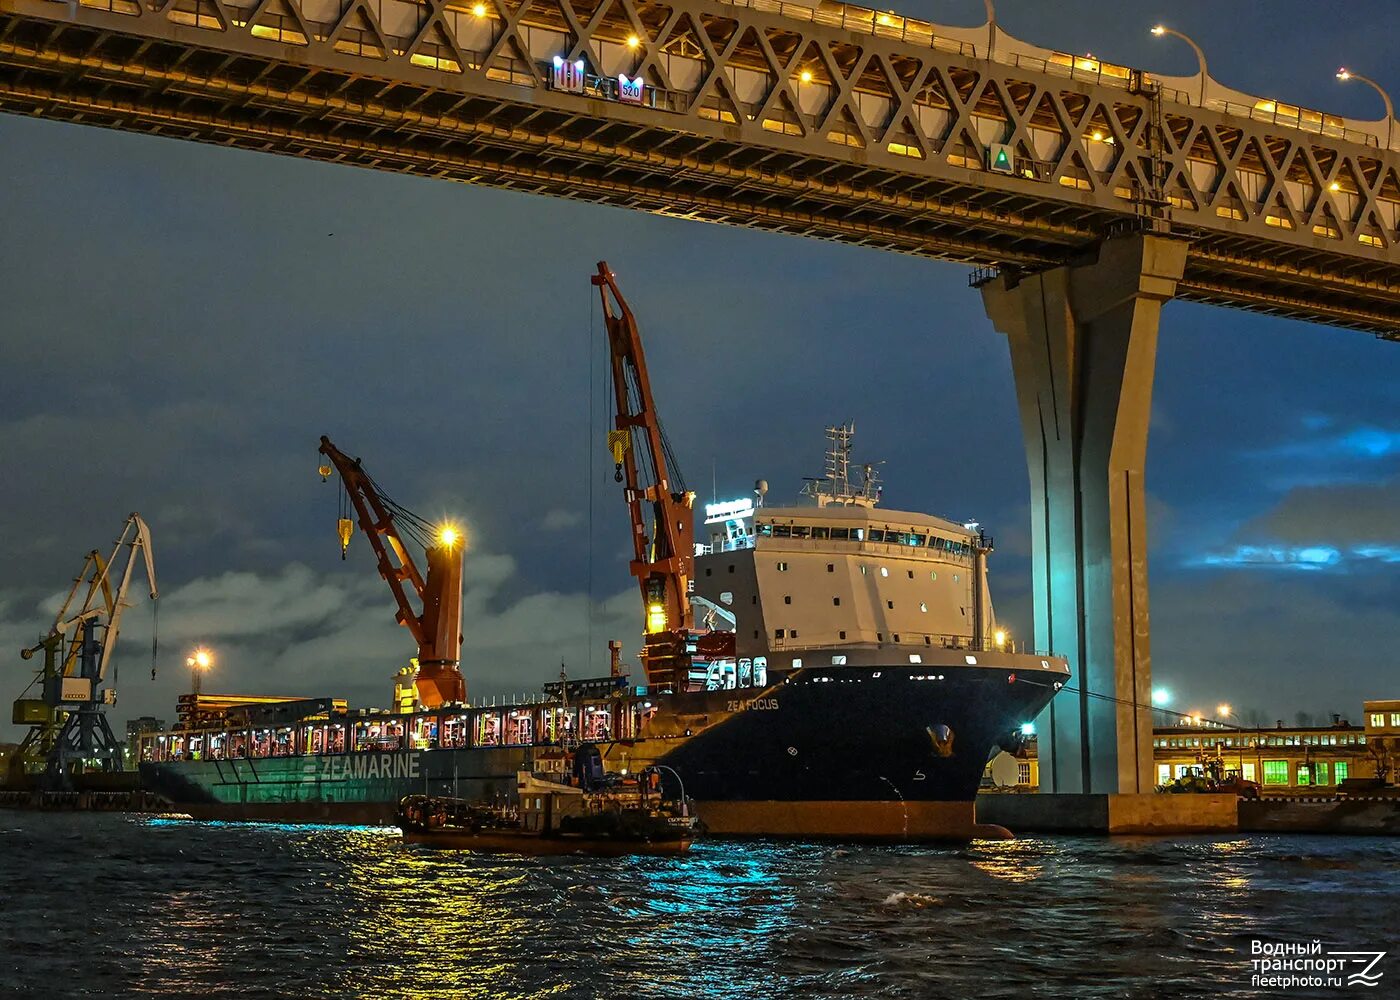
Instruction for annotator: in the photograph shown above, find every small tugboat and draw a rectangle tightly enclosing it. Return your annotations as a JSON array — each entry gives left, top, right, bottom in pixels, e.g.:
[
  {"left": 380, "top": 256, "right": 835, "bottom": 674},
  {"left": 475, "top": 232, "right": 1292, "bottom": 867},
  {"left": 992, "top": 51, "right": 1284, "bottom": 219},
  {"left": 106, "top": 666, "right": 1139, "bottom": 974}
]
[{"left": 397, "top": 746, "right": 697, "bottom": 855}]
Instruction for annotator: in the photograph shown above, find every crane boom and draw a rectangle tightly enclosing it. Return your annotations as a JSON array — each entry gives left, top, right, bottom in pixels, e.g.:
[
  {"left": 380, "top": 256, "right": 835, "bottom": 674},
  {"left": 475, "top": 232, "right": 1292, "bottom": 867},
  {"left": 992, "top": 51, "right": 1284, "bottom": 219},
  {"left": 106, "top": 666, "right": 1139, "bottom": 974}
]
[
  {"left": 318, "top": 436, "right": 466, "bottom": 707},
  {"left": 593, "top": 261, "right": 697, "bottom": 687}
]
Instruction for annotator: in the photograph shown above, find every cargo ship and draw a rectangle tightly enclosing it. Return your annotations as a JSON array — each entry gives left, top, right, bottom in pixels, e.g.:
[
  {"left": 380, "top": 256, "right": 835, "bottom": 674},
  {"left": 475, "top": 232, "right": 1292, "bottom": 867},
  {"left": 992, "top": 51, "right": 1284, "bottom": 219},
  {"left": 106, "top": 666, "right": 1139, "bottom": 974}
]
[{"left": 137, "top": 265, "right": 1069, "bottom": 841}]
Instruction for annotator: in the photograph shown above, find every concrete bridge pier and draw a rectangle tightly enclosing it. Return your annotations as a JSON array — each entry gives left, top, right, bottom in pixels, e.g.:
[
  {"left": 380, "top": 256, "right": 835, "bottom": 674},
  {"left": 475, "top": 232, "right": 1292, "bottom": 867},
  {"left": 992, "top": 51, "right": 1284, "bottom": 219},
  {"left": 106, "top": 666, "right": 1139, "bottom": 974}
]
[{"left": 981, "top": 234, "right": 1188, "bottom": 796}]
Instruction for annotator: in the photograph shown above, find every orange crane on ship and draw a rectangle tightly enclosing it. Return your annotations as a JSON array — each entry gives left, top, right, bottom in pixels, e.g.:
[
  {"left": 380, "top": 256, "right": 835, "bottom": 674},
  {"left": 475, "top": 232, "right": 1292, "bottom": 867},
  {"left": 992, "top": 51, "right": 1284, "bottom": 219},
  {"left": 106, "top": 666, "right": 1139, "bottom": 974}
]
[
  {"left": 317, "top": 436, "right": 467, "bottom": 707},
  {"left": 593, "top": 261, "right": 734, "bottom": 689}
]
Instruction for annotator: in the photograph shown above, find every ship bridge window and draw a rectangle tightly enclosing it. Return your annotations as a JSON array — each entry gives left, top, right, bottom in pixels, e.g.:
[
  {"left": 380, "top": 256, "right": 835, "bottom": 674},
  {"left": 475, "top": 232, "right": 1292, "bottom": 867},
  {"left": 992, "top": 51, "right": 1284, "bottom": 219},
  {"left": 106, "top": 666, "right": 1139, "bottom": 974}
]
[
  {"left": 773, "top": 525, "right": 792, "bottom": 538},
  {"left": 791, "top": 526, "right": 810, "bottom": 539},
  {"left": 812, "top": 526, "right": 830, "bottom": 539},
  {"left": 758, "top": 523, "right": 773, "bottom": 536},
  {"left": 870, "top": 530, "right": 885, "bottom": 542},
  {"left": 910, "top": 533, "right": 926, "bottom": 546},
  {"left": 853, "top": 528, "right": 864, "bottom": 541},
  {"left": 831, "top": 528, "right": 850, "bottom": 540}
]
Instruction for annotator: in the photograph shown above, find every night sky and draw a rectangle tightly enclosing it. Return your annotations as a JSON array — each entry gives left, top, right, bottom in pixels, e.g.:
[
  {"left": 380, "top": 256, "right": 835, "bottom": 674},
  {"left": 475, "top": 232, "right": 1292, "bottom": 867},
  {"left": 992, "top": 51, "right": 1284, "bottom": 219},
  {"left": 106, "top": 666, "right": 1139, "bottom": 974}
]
[{"left": 1, "top": 0, "right": 1396, "bottom": 738}]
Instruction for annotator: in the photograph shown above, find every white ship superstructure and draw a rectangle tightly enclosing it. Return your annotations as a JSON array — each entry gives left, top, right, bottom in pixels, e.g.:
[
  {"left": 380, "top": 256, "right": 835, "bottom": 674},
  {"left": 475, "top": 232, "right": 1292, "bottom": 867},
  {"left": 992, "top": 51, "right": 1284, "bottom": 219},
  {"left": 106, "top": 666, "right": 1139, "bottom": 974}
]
[{"left": 694, "top": 423, "right": 1006, "bottom": 672}]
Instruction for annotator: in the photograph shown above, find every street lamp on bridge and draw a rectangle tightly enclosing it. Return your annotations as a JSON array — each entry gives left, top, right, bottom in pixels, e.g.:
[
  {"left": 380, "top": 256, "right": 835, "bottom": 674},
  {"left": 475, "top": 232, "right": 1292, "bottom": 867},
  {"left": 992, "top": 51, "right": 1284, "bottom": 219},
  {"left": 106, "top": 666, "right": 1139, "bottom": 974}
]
[
  {"left": 1337, "top": 69, "right": 1395, "bottom": 151},
  {"left": 1151, "top": 25, "right": 1208, "bottom": 109}
]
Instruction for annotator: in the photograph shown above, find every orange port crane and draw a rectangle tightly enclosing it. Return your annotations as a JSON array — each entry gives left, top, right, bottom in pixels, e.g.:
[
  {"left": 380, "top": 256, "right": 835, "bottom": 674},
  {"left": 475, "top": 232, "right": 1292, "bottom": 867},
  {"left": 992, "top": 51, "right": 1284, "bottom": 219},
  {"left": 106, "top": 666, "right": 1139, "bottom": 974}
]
[
  {"left": 594, "top": 262, "right": 733, "bottom": 688},
  {"left": 318, "top": 436, "right": 466, "bottom": 707}
]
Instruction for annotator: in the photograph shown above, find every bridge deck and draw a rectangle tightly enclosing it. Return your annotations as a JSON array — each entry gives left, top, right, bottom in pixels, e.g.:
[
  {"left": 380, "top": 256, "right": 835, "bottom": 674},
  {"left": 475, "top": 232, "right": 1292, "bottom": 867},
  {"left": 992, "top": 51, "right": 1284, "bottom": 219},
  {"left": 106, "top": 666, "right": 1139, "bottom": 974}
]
[{"left": 1, "top": 0, "right": 1397, "bottom": 336}]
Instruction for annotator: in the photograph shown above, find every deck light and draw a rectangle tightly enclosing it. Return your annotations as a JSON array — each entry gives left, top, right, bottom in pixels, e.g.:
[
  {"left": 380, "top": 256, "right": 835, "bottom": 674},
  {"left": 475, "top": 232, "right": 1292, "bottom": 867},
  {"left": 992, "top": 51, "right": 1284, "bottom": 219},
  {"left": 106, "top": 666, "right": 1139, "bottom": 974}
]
[
  {"left": 439, "top": 526, "right": 459, "bottom": 547},
  {"left": 1217, "top": 703, "right": 1232, "bottom": 718},
  {"left": 799, "top": 69, "right": 813, "bottom": 83},
  {"left": 1019, "top": 722, "right": 1035, "bottom": 737},
  {"left": 1151, "top": 687, "right": 1170, "bottom": 706},
  {"left": 993, "top": 628, "right": 1007, "bottom": 649},
  {"left": 472, "top": 2, "right": 485, "bottom": 14},
  {"left": 626, "top": 34, "right": 640, "bottom": 49}
]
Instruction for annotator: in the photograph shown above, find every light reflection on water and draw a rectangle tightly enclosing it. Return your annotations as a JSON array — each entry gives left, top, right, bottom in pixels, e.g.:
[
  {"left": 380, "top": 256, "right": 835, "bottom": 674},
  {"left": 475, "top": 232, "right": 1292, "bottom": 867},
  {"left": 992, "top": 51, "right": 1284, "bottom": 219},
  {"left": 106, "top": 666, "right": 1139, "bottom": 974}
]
[{"left": 1, "top": 814, "right": 1398, "bottom": 999}]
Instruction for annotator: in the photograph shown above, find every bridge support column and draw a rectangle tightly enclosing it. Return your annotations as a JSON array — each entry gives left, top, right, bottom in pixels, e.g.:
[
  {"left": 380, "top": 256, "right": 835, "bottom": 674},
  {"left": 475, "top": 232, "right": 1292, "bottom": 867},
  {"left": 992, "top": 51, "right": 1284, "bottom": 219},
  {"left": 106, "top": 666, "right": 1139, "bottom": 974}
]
[{"left": 981, "top": 234, "right": 1187, "bottom": 795}]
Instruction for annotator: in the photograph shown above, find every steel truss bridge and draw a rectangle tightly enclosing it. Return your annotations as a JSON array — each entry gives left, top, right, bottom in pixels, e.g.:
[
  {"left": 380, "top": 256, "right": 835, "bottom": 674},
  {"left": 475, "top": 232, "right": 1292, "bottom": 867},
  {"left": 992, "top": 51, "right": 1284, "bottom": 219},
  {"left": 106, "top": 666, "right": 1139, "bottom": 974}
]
[{"left": 1, "top": 0, "right": 1398, "bottom": 336}]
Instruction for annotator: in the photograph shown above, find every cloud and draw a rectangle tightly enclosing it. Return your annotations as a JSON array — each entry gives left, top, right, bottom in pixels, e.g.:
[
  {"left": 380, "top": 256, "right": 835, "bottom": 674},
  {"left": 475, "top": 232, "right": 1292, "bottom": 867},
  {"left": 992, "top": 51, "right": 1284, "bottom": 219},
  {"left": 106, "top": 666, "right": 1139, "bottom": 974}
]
[
  {"left": 0, "top": 555, "right": 642, "bottom": 740},
  {"left": 1151, "top": 568, "right": 1400, "bottom": 719},
  {"left": 1187, "top": 474, "right": 1399, "bottom": 571},
  {"left": 539, "top": 508, "right": 584, "bottom": 532}
]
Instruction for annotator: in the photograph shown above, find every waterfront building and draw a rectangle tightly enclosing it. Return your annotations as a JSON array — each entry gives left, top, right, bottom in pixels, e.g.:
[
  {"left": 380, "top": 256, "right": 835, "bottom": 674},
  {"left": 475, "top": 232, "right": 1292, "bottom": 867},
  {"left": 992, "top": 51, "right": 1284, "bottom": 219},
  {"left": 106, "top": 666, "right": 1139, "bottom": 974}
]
[{"left": 986, "top": 709, "right": 1394, "bottom": 793}]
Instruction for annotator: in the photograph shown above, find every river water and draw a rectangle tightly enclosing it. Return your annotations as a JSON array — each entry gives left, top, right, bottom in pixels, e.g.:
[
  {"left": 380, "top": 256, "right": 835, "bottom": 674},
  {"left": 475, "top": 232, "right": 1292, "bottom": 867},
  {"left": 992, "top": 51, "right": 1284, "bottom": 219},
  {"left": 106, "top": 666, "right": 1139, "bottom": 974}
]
[{"left": 1, "top": 813, "right": 1394, "bottom": 999}]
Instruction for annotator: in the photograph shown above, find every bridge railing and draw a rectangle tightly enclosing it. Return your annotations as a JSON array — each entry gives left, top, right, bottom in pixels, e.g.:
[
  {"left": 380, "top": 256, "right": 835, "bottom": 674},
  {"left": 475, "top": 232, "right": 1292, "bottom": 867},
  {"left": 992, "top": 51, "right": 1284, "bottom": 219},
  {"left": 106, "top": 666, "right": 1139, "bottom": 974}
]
[
  {"left": 1205, "top": 98, "right": 1380, "bottom": 148},
  {"left": 713, "top": 0, "right": 975, "bottom": 57}
]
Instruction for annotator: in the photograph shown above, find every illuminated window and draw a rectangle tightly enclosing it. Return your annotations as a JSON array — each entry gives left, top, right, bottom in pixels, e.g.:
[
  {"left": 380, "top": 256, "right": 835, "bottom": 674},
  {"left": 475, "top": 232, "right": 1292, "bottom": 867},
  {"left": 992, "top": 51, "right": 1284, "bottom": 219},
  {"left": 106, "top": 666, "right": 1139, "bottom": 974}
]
[
  {"left": 1335, "top": 761, "right": 1349, "bottom": 783},
  {"left": 1359, "top": 233, "right": 1383, "bottom": 247},
  {"left": 1262, "top": 760, "right": 1289, "bottom": 785},
  {"left": 1019, "top": 763, "right": 1033, "bottom": 785},
  {"left": 777, "top": 562, "right": 788, "bottom": 572},
  {"left": 1392, "top": 713, "right": 1400, "bottom": 726},
  {"left": 1297, "top": 765, "right": 1311, "bottom": 786},
  {"left": 919, "top": 603, "right": 927, "bottom": 612},
  {"left": 1315, "top": 762, "right": 1330, "bottom": 784},
  {"left": 1242, "top": 762, "right": 1256, "bottom": 782},
  {"left": 908, "top": 654, "right": 922, "bottom": 664},
  {"left": 1371, "top": 713, "right": 1385, "bottom": 727},
  {"left": 791, "top": 658, "right": 802, "bottom": 668},
  {"left": 832, "top": 655, "right": 847, "bottom": 665},
  {"left": 1157, "top": 764, "right": 1171, "bottom": 785},
  {"left": 880, "top": 567, "right": 889, "bottom": 577}
]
